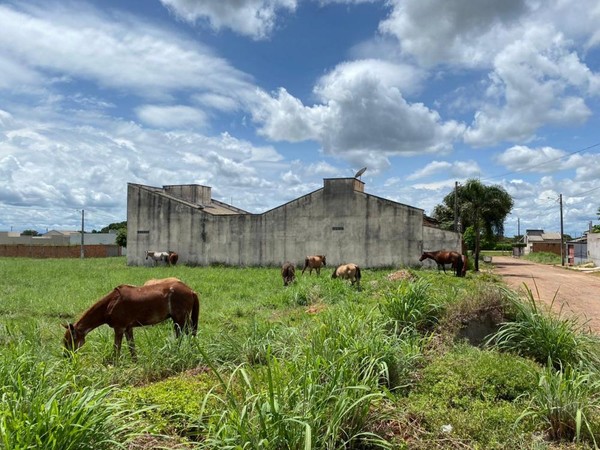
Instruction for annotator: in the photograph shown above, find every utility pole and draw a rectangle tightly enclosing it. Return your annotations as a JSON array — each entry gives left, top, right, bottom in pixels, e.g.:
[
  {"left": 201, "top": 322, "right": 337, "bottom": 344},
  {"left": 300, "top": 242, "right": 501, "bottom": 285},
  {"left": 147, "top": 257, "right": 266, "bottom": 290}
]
[
  {"left": 454, "top": 181, "right": 459, "bottom": 232},
  {"left": 80, "top": 209, "right": 85, "bottom": 259},
  {"left": 559, "top": 194, "right": 564, "bottom": 266},
  {"left": 517, "top": 218, "right": 520, "bottom": 238}
]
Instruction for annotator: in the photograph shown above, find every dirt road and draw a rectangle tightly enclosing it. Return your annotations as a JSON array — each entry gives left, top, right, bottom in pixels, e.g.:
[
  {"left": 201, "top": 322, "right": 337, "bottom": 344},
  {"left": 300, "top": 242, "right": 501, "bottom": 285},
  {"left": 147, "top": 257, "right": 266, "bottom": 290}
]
[{"left": 491, "top": 256, "right": 600, "bottom": 333}]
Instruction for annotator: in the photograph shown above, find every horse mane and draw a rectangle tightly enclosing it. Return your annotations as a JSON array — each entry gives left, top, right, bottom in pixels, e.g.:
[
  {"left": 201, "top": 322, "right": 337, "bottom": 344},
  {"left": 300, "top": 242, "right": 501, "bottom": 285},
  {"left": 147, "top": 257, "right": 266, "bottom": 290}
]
[{"left": 74, "top": 288, "right": 121, "bottom": 331}]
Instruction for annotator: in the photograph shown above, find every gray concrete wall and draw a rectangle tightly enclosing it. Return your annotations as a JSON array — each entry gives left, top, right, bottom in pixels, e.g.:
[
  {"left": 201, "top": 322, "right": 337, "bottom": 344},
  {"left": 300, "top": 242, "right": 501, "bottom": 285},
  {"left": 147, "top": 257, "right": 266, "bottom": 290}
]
[
  {"left": 421, "top": 226, "right": 463, "bottom": 270},
  {"left": 587, "top": 233, "right": 600, "bottom": 266},
  {"left": 128, "top": 181, "right": 461, "bottom": 268}
]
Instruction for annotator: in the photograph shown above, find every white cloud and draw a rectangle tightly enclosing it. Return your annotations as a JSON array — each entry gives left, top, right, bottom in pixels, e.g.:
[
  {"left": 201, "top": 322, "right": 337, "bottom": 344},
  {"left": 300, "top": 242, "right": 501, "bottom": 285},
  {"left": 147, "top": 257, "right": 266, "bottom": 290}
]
[
  {"left": 407, "top": 160, "right": 481, "bottom": 180},
  {"left": 159, "top": 0, "right": 297, "bottom": 40},
  {"left": 252, "top": 60, "right": 465, "bottom": 170},
  {"left": 136, "top": 105, "right": 209, "bottom": 129},
  {"left": 0, "top": 3, "right": 255, "bottom": 100},
  {"left": 464, "top": 26, "right": 597, "bottom": 145},
  {"left": 379, "top": 0, "right": 527, "bottom": 68}
]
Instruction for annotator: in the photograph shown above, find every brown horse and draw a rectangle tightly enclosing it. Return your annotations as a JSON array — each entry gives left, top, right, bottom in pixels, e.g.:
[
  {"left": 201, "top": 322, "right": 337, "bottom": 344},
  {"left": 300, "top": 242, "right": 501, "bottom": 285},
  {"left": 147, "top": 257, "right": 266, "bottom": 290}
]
[
  {"left": 332, "top": 263, "right": 361, "bottom": 286},
  {"left": 302, "top": 255, "right": 326, "bottom": 275},
  {"left": 419, "top": 250, "right": 464, "bottom": 277},
  {"left": 281, "top": 262, "right": 296, "bottom": 286},
  {"left": 168, "top": 251, "right": 179, "bottom": 266},
  {"left": 63, "top": 280, "right": 199, "bottom": 360}
]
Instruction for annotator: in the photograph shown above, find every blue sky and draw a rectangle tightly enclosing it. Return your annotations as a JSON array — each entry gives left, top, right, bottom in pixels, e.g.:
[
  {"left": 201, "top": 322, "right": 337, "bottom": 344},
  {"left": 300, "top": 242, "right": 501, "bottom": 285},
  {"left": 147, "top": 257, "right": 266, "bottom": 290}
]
[{"left": 1, "top": 0, "right": 600, "bottom": 238}]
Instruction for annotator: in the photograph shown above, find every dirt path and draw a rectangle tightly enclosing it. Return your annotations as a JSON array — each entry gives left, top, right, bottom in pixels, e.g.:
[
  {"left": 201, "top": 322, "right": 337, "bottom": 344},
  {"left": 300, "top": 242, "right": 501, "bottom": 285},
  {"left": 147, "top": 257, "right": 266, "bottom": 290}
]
[{"left": 491, "top": 256, "right": 600, "bottom": 334}]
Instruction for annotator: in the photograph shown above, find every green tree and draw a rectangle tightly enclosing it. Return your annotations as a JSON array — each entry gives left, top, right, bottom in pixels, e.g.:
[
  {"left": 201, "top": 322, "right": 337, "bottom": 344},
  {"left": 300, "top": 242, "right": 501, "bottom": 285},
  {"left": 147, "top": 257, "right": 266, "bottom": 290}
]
[
  {"left": 434, "top": 179, "right": 514, "bottom": 271},
  {"left": 116, "top": 228, "right": 127, "bottom": 248},
  {"left": 21, "top": 229, "right": 39, "bottom": 236},
  {"left": 96, "top": 221, "right": 127, "bottom": 233}
]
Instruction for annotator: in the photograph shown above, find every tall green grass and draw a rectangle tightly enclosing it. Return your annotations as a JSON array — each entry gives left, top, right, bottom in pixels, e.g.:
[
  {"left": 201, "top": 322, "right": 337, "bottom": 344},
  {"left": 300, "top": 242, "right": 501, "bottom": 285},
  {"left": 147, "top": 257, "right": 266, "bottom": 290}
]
[
  {"left": 196, "top": 304, "right": 423, "bottom": 449},
  {"left": 487, "top": 286, "right": 600, "bottom": 369},
  {"left": 0, "top": 338, "right": 145, "bottom": 450},
  {"left": 518, "top": 363, "right": 600, "bottom": 445},
  {"left": 2, "top": 257, "right": 599, "bottom": 448}
]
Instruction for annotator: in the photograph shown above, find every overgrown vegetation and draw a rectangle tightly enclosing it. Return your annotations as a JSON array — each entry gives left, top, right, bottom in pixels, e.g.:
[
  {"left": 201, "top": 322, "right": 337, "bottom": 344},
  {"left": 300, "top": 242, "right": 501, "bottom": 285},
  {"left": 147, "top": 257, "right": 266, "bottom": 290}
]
[
  {"left": 524, "top": 251, "right": 562, "bottom": 265},
  {"left": 1, "top": 257, "right": 599, "bottom": 448}
]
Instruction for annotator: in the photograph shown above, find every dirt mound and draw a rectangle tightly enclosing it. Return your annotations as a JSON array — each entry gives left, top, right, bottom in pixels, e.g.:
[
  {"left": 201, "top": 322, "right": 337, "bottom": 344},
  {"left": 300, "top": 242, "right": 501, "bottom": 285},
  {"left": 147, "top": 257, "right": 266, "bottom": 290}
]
[{"left": 386, "top": 270, "right": 417, "bottom": 282}]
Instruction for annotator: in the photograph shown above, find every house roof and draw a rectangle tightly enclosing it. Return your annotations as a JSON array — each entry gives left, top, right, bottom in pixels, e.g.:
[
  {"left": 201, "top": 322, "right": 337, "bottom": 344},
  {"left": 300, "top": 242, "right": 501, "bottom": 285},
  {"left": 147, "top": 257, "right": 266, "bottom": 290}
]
[{"left": 541, "top": 232, "right": 561, "bottom": 240}]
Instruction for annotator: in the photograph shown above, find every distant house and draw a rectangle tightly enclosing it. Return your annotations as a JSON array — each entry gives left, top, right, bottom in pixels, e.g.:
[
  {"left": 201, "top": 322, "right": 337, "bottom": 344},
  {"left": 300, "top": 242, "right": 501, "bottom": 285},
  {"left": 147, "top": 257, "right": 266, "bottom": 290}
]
[
  {"left": 566, "top": 236, "right": 588, "bottom": 266},
  {"left": 524, "top": 229, "right": 562, "bottom": 255},
  {"left": 0, "top": 230, "right": 123, "bottom": 258}
]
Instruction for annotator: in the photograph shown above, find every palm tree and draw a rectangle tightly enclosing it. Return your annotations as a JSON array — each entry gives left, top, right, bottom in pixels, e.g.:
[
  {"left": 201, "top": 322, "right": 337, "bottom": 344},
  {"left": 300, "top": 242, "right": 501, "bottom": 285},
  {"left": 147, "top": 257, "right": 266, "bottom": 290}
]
[{"left": 457, "top": 179, "right": 514, "bottom": 271}]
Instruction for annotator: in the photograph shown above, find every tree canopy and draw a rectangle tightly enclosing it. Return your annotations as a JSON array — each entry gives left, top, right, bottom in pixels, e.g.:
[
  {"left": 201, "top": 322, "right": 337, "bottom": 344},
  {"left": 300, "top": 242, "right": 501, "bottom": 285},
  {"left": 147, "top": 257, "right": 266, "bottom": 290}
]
[{"left": 432, "top": 179, "right": 513, "bottom": 271}]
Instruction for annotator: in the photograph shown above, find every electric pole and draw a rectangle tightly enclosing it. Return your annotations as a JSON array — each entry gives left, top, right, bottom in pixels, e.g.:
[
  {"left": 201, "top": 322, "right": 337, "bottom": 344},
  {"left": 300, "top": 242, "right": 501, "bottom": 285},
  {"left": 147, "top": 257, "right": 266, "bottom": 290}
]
[
  {"left": 80, "top": 209, "right": 85, "bottom": 259},
  {"left": 559, "top": 194, "right": 564, "bottom": 266}
]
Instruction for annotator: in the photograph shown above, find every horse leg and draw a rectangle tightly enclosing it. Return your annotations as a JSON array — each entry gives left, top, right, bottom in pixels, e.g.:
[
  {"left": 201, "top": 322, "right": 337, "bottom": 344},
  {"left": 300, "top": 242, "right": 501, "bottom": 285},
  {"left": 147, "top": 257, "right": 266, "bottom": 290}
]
[
  {"left": 113, "top": 328, "right": 125, "bottom": 360},
  {"left": 125, "top": 328, "right": 137, "bottom": 361}
]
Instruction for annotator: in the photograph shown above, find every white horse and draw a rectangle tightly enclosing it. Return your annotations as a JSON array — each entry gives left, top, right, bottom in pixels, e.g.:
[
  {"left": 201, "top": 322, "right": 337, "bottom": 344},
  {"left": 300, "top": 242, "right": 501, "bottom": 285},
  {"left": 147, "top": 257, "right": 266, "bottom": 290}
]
[{"left": 145, "top": 250, "right": 169, "bottom": 266}]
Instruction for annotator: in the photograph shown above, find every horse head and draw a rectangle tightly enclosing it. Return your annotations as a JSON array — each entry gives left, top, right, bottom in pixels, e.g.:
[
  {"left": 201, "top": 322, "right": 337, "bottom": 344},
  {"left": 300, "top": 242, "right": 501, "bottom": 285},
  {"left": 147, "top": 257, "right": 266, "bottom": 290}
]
[
  {"left": 320, "top": 255, "right": 326, "bottom": 266},
  {"left": 419, "top": 253, "right": 428, "bottom": 261},
  {"left": 62, "top": 323, "right": 85, "bottom": 356}
]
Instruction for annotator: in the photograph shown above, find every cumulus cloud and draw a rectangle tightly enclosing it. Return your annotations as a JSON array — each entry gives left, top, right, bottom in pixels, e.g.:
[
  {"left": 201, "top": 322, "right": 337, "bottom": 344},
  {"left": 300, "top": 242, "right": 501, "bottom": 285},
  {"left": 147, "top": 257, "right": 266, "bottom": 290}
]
[
  {"left": 464, "top": 27, "right": 598, "bottom": 145},
  {"left": 251, "top": 59, "right": 465, "bottom": 171},
  {"left": 379, "top": 0, "right": 527, "bottom": 68},
  {"left": 377, "top": 0, "right": 600, "bottom": 146},
  {"left": 159, "top": 0, "right": 297, "bottom": 40},
  {"left": 407, "top": 160, "right": 481, "bottom": 180}
]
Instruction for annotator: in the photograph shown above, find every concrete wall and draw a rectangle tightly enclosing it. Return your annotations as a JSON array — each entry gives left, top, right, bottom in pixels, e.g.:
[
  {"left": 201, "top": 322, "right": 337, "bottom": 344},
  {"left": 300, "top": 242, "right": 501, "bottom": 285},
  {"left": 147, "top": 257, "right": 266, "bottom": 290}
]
[
  {"left": 421, "top": 226, "right": 463, "bottom": 270},
  {"left": 128, "top": 180, "right": 462, "bottom": 268},
  {"left": 588, "top": 233, "right": 600, "bottom": 266}
]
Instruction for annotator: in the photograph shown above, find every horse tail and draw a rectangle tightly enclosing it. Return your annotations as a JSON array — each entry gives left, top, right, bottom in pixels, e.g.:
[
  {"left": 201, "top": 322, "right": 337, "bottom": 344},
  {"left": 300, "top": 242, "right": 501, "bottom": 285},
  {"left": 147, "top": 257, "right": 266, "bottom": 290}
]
[
  {"left": 190, "top": 292, "right": 200, "bottom": 336},
  {"left": 461, "top": 255, "right": 468, "bottom": 277},
  {"left": 331, "top": 267, "right": 338, "bottom": 278},
  {"left": 355, "top": 265, "right": 361, "bottom": 281},
  {"left": 302, "top": 257, "right": 309, "bottom": 274}
]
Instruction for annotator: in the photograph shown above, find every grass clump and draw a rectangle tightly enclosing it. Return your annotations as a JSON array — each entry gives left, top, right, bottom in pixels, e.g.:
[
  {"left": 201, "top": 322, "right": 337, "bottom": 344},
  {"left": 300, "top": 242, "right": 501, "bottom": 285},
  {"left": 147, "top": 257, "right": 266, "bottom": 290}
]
[
  {"left": 519, "top": 363, "right": 600, "bottom": 446},
  {"left": 487, "top": 286, "right": 600, "bottom": 370},
  {"left": 0, "top": 343, "right": 144, "bottom": 450},
  {"left": 379, "top": 279, "right": 443, "bottom": 332}
]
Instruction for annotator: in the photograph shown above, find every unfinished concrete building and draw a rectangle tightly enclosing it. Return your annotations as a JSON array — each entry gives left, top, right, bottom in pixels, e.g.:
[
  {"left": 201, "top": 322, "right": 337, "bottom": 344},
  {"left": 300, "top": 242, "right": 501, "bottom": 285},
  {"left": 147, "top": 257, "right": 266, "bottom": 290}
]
[{"left": 127, "top": 177, "right": 461, "bottom": 268}]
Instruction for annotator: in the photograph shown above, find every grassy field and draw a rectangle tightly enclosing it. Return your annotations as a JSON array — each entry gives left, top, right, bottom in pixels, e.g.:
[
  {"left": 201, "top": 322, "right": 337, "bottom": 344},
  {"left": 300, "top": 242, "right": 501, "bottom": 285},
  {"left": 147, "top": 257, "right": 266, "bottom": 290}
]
[{"left": 1, "top": 257, "right": 599, "bottom": 449}]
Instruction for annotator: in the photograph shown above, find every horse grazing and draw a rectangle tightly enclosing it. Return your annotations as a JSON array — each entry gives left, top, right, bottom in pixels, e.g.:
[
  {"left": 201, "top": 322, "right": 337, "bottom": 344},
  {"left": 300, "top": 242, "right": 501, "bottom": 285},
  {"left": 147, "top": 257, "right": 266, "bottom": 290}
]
[
  {"left": 281, "top": 262, "right": 296, "bottom": 286},
  {"left": 332, "top": 263, "right": 361, "bottom": 286},
  {"left": 63, "top": 280, "right": 199, "bottom": 360},
  {"left": 168, "top": 251, "right": 179, "bottom": 266},
  {"left": 302, "top": 255, "right": 326, "bottom": 275},
  {"left": 146, "top": 250, "right": 169, "bottom": 266},
  {"left": 419, "top": 250, "right": 464, "bottom": 277}
]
